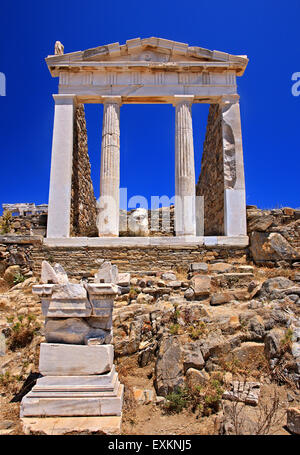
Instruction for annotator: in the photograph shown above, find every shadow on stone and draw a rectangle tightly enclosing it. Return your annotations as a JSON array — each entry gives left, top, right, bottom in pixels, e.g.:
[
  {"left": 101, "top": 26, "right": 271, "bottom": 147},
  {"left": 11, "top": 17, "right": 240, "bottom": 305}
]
[{"left": 10, "top": 372, "right": 40, "bottom": 403}]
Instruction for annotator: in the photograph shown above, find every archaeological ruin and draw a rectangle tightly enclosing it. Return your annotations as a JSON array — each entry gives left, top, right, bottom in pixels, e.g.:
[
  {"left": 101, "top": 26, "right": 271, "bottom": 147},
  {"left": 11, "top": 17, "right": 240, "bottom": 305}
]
[
  {"left": 1, "top": 37, "right": 300, "bottom": 437},
  {"left": 45, "top": 37, "right": 248, "bottom": 246}
]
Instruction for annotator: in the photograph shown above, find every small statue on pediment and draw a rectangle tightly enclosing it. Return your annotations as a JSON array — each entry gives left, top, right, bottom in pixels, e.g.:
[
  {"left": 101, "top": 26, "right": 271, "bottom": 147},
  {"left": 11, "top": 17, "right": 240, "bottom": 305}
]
[{"left": 54, "top": 41, "right": 64, "bottom": 55}]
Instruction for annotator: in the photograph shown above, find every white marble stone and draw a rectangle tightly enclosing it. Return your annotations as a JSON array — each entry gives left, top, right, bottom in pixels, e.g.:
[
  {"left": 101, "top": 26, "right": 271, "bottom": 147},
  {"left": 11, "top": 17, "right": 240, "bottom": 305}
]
[
  {"left": 98, "top": 97, "right": 122, "bottom": 237},
  {"left": 39, "top": 343, "right": 114, "bottom": 376},
  {"left": 94, "top": 261, "right": 118, "bottom": 284},
  {"left": 221, "top": 96, "right": 247, "bottom": 236},
  {"left": 20, "top": 383, "right": 124, "bottom": 417},
  {"left": 47, "top": 94, "right": 76, "bottom": 238},
  {"left": 174, "top": 95, "right": 196, "bottom": 237},
  {"left": 43, "top": 236, "right": 251, "bottom": 248}
]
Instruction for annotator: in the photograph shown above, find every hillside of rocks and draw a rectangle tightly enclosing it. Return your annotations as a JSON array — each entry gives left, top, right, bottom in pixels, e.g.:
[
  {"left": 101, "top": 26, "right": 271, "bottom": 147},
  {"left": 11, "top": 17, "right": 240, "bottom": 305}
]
[{"left": 0, "top": 254, "right": 300, "bottom": 434}]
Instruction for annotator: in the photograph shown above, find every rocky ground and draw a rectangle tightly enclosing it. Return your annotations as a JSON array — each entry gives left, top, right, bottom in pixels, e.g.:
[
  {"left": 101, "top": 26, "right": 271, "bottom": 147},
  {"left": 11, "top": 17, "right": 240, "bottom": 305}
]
[{"left": 0, "top": 256, "right": 300, "bottom": 435}]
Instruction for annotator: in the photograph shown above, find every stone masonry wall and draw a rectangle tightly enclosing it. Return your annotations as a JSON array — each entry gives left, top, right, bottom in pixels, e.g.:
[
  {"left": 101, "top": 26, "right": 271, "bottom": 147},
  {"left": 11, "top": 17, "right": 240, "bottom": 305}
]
[
  {"left": 70, "top": 104, "right": 98, "bottom": 237},
  {"left": 247, "top": 206, "right": 300, "bottom": 253},
  {"left": 30, "top": 244, "right": 247, "bottom": 276},
  {"left": 196, "top": 104, "right": 224, "bottom": 236}
]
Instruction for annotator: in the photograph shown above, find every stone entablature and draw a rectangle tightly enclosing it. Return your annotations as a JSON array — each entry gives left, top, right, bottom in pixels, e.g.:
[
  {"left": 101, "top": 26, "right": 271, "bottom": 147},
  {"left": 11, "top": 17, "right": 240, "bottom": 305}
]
[
  {"left": 45, "top": 37, "right": 248, "bottom": 242},
  {"left": 46, "top": 37, "right": 247, "bottom": 104}
]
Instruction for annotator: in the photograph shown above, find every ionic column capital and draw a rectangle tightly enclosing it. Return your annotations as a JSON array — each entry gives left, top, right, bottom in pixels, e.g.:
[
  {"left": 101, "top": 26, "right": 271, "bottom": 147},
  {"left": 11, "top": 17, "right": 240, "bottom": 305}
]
[
  {"left": 52, "top": 94, "right": 77, "bottom": 106},
  {"left": 173, "top": 95, "right": 194, "bottom": 107},
  {"left": 101, "top": 96, "right": 122, "bottom": 106},
  {"left": 219, "top": 94, "right": 240, "bottom": 106}
]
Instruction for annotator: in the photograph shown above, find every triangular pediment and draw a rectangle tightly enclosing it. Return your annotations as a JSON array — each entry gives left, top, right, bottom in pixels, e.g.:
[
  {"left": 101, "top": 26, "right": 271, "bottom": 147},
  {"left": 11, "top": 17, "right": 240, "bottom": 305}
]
[{"left": 46, "top": 37, "right": 248, "bottom": 76}]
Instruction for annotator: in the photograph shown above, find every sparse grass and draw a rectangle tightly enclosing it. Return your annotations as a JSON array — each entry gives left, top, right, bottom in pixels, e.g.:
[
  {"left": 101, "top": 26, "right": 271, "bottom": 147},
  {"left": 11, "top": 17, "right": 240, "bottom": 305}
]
[
  {"left": 219, "top": 350, "right": 269, "bottom": 380},
  {"left": 164, "top": 387, "right": 190, "bottom": 413},
  {"left": 169, "top": 323, "right": 179, "bottom": 335},
  {"left": 188, "top": 321, "right": 207, "bottom": 340},
  {"left": 164, "top": 379, "right": 224, "bottom": 417},
  {"left": 0, "top": 210, "right": 12, "bottom": 234},
  {"left": 8, "top": 314, "right": 41, "bottom": 351},
  {"left": 13, "top": 272, "right": 26, "bottom": 285},
  {"left": 280, "top": 328, "right": 294, "bottom": 351}
]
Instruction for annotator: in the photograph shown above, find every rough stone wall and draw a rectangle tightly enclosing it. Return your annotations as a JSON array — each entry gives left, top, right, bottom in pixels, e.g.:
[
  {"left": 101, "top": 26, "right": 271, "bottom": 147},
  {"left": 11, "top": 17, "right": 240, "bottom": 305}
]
[
  {"left": 119, "top": 207, "right": 175, "bottom": 237},
  {"left": 31, "top": 244, "right": 247, "bottom": 276},
  {"left": 0, "top": 236, "right": 41, "bottom": 277},
  {"left": 70, "top": 104, "right": 98, "bottom": 237},
  {"left": 247, "top": 206, "right": 300, "bottom": 253},
  {"left": 0, "top": 214, "right": 47, "bottom": 236},
  {"left": 196, "top": 104, "right": 224, "bottom": 235}
]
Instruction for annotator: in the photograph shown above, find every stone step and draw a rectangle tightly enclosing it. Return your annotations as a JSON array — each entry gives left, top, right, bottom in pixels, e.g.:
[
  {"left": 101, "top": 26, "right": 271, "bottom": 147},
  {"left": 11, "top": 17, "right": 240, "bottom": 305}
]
[{"left": 20, "top": 383, "right": 124, "bottom": 417}]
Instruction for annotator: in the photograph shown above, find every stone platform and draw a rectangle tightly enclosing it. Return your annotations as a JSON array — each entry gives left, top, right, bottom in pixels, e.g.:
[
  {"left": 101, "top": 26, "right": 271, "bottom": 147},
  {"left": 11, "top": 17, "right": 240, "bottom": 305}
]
[
  {"left": 43, "top": 235, "right": 249, "bottom": 248},
  {"left": 21, "top": 416, "right": 122, "bottom": 435}
]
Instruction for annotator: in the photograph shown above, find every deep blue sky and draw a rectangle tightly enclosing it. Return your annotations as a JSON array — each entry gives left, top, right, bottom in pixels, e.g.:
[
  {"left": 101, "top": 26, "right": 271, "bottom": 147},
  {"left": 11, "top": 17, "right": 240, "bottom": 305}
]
[{"left": 0, "top": 0, "right": 299, "bottom": 214}]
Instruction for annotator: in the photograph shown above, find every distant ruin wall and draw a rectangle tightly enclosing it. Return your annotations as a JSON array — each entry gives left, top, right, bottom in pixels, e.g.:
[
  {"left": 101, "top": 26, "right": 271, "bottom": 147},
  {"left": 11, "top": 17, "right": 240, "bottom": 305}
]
[
  {"left": 196, "top": 104, "right": 224, "bottom": 235},
  {"left": 71, "top": 104, "right": 98, "bottom": 237}
]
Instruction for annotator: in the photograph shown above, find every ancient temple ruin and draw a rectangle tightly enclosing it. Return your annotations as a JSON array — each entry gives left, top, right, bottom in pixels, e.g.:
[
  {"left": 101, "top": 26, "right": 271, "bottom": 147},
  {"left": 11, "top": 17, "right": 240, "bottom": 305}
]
[{"left": 45, "top": 37, "right": 248, "bottom": 246}]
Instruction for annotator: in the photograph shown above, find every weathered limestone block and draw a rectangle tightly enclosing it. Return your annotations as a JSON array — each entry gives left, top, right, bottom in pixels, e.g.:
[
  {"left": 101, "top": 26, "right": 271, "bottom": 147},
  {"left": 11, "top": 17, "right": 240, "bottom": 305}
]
[
  {"left": 95, "top": 261, "right": 118, "bottom": 284},
  {"left": 191, "top": 275, "right": 211, "bottom": 297},
  {"left": 39, "top": 343, "right": 114, "bottom": 376},
  {"left": 44, "top": 318, "right": 111, "bottom": 345},
  {"left": 85, "top": 283, "right": 119, "bottom": 329}
]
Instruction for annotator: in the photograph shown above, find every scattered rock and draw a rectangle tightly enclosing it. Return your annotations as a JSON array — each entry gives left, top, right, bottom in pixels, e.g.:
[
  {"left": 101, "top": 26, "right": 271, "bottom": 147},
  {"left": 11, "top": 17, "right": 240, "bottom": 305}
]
[
  {"left": 287, "top": 407, "right": 300, "bottom": 434},
  {"left": 250, "top": 232, "right": 300, "bottom": 263},
  {"left": 209, "top": 263, "right": 232, "bottom": 273},
  {"left": 191, "top": 275, "right": 211, "bottom": 298},
  {"left": 185, "top": 368, "right": 210, "bottom": 388},
  {"left": 133, "top": 388, "right": 154, "bottom": 404},
  {"left": 223, "top": 381, "right": 261, "bottom": 406},
  {"left": 3, "top": 265, "right": 21, "bottom": 284},
  {"left": 210, "top": 292, "right": 232, "bottom": 305},
  {"left": 161, "top": 272, "right": 177, "bottom": 281},
  {"left": 95, "top": 261, "right": 118, "bottom": 284}
]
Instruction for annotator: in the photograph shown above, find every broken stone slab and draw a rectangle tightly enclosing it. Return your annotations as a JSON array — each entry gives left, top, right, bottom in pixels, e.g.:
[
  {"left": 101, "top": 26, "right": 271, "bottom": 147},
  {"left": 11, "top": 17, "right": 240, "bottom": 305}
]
[
  {"left": 222, "top": 381, "right": 260, "bottom": 406},
  {"left": 209, "top": 263, "right": 233, "bottom": 274},
  {"left": 85, "top": 283, "right": 119, "bottom": 323},
  {"left": 117, "top": 273, "right": 131, "bottom": 287},
  {"left": 95, "top": 261, "right": 118, "bottom": 284},
  {"left": 21, "top": 416, "right": 122, "bottom": 435},
  {"left": 44, "top": 318, "right": 111, "bottom": 345},
  {"left": 189, "top": 263, "right": 208, "bottom": 273},
  {"left": 37, "top": 283, "right": 92, "bottom": 318},
  {"left": 191, "top": 275, "right": 211, "bottom": 297},
  {"left": 41, "top": 261, "right": 69, "bottom": 285},
  {"left": 133, "top": 388, "right": 155, "bottom": 404},
  {"left": 286, "top": 407, "right": 300, "bottom": 435},
  {"left": 39, "top": 343, "right": 114, "bottom": 376}
]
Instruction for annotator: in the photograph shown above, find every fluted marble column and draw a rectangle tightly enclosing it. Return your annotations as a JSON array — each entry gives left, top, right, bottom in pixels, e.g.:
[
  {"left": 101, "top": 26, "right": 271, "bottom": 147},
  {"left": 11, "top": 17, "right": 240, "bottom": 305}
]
[
  {"left": 47, "top": 94, "right": 76, "bottom": 238},
  {"left": 98, "top": 96, "right": 122, "bottom": 237},
  {"left": 174, "top": 95, "right": 196, "bottom": 236}
]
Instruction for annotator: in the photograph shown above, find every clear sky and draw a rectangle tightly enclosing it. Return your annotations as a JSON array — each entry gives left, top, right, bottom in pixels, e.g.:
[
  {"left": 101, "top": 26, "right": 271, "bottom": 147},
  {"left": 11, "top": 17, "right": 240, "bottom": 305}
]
[{"left": 0, "top": 0, "right": 299, "bottom": 214}]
